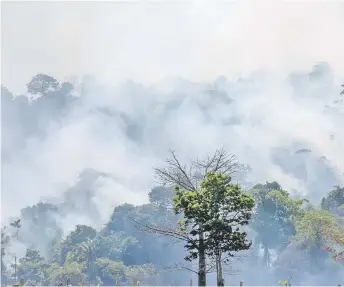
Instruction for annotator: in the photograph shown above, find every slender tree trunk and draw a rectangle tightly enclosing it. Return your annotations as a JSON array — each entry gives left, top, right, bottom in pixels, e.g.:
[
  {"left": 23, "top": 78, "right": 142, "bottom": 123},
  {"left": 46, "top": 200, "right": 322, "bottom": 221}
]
[
  {"left": 263, "top": 245, "right": 269, "bottom": 267},
  {"left": 198, "top": 229, "right": 207, "bottom": 286},
  {"left": 216, "top": 256, "right": 220, "bottom": 286},
  {"left": 216, "top": 251, "right": 224, "bottom": 286},
  {"left": 14, "top": 256, "right": 17, "bottom": 283},
  {"left": 15, "top": 227, "right": 19, "bottom": 284}
]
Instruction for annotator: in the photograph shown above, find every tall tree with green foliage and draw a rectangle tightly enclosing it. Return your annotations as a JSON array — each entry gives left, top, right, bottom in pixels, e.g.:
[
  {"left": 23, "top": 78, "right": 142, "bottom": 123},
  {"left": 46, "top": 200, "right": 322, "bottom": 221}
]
[
  {"left": 250, "top": 182, "right": 306, "bottom": 267},
  {"left": 173, "top": 172, "right": 255, "bottom": 286},
  {"left": 153, "top": 148, "right": 241, "bottom": 286}
]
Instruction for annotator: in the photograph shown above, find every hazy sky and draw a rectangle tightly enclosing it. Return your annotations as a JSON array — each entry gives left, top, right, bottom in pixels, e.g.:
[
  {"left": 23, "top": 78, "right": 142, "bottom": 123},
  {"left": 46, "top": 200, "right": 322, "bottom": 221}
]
[{"left": 2, "top": 0, "right": 344, "bottom": 94}]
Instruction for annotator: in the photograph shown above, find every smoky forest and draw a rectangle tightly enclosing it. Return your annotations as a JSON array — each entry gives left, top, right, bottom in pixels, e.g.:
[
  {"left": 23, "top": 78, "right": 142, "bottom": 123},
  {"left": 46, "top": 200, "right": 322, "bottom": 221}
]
[{"left": 1, "top": 65, "right": 344, "bottom": 286}]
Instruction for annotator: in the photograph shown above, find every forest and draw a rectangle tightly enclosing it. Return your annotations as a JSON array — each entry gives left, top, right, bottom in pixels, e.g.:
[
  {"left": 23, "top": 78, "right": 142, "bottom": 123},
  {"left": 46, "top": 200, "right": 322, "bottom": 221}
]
[{"left": 1, "top": 65, "right": 344, "bottom": 286}]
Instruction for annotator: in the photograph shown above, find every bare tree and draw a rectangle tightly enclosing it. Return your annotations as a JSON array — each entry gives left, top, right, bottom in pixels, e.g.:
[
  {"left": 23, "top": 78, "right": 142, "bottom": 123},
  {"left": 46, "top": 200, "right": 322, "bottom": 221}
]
[{"left": 154, "top": 148, "right": 240, "bottom": 192}]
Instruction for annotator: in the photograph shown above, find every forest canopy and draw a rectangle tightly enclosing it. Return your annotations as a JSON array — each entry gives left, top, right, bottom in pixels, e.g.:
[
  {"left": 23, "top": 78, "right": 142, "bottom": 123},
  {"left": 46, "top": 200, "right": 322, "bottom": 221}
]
[{"left": 1, "top": 67, "right": 344, "bottom": 286}]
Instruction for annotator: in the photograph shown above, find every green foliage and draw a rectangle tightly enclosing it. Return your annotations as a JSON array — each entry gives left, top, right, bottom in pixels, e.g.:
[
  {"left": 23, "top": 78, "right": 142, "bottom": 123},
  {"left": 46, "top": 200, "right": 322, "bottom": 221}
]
[
  {"left": 200, "top": 173, "right": 255, "bottom": 258},
  {"left": 321, "top": 186, "right": 344, "bottom": 214},
  {"left": 65, "top": 225, "right": 97, "bottom": 246},
  {"left": 17, "top": 249, "right": 47, "bottom": 284},
  {"left": 45, "top": 262, "right": 85, "bottom": 285},
  {"left": 94, "top": 232, "right": 139, "bottom": 261},
  {"left": 95, "top": 258, "right": 125, "bottom": 285},
  {"left": 278, "top": 280, "right": 291, "bottom": 286},
  {"left": 295, "top": 209, "right": 337, "bottom": 246},
  {"left": 293, "top": 209, "right": 344, "bottom": 271},
  {"left": 124, "top": 264, "right": 157, "bottom": 285},
  {"left": 3, "top": 176, "right": 343, "bottom": 286},
  {"left": 251, "top": 182, "right": 306, "bottom": 252},
  {"left": 173, "top": 172, "right": 255, "bottom": 261}
]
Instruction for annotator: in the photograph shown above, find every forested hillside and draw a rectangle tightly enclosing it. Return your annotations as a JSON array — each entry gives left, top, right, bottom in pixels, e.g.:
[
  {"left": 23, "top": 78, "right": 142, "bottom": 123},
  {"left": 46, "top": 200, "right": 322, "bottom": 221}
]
[{"left": 1, "top": 65, "right": 344, "bottom": 285}]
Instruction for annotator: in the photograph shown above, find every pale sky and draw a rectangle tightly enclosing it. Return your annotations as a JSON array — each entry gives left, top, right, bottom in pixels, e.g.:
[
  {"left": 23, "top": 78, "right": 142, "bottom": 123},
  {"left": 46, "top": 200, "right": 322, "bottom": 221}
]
[{"left": 2, "top": 0, "right": 344, "bottom": 94}]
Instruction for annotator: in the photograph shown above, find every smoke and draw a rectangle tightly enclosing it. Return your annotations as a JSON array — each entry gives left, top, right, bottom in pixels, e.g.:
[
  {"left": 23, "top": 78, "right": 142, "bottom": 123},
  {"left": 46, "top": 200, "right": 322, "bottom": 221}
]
[
  {"left": 2, "top": 1, "right": 344, "bottom": 93},
  {"left": 2, "top": 70, "right": 343, "bottom": 227},
  {"left": 1, "top": 3, "right": 344, "bottom": 282}
]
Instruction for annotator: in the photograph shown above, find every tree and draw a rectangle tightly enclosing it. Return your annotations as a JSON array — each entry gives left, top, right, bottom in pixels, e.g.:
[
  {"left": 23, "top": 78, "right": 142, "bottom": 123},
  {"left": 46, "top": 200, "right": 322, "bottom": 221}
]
[
  {"left": 295, "top": 209, "right": 338, "bottom": 270},
  {"left": 93, "top": 232, "right": 139, "bottom": 263},
  {"left": 321, "top": 226, "right": 344, "bottom": 264},
  {"left": 44, "top": 262, "right": 85, "bottom": 285},
  {"left": 1, "top": 226, "right": 10, "bottom": 285},
  {"left": 153, "top": 148, "right": 241, "bottom": 286},
  {"left": 124, "top": 264, "right": 158, "bottom": 285},
  {"left": 104, "top": 204, "right": 136, "bottom": 235},
  {"left": 58, "top": 225, "right": 97, "bottom": 266},
  {"left": 65, "top": 237, "right": 97, "bottom": 284},
  {"left": 149, "top": 186, "right": 175, "bottom": 209},
  {"left": 19, "top": 202, "right": 63, "bottom": 256},
  {"left": 155, "top": 148, "right": 240, "bottom": 193},
  {"left": 250, "top": 182, "right": 306, "bottom": 267},
  {"left": 174, "top": 172, "right": 255, "bottom": 286},
  {"left": 10, "top": 219, "right": 22, "bottom": 282},
  {"left": 10, "top": 219, "right": 21, "bottom": 240},
  {"left": 17, "top": 249, "right": 47, "bottom": 285},
  {"left": 27, "top": 74, "right": 60, "bottom": 96},
  {"left": 95, "top": 258, "right": 125, "bottom": 285},
  {"left": 321, "top": 186, "right": 344, "bottom": 215}
]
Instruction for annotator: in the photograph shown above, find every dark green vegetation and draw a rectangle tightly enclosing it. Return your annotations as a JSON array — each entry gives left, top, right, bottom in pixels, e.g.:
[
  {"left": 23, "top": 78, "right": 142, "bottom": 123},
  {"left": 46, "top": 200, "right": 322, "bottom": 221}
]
[
  {"left": 1, "top": 178, "right": 343, "bottom": 285},
  {"left": 1, "top": 68, "right": 344, "bottom": 285}
]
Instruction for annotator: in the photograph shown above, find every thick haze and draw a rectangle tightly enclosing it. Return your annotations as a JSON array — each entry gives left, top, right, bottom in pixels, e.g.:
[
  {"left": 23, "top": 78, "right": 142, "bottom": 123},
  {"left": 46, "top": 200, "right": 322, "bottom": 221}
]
[
  {"left": 2, "top": 1, "right": 344, "bottom": 93},
  {"left": 1, "top": 0, "right": 344, "bottom": 232}
]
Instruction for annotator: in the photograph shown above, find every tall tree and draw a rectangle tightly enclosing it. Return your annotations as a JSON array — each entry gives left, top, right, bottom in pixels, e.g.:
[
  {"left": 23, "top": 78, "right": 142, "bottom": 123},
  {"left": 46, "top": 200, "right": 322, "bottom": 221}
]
[
  {"left": 174, "top": 172, "right": 255, "bottom": 286},
  {"left": 10, "top": 219, "right": 21, "bottom": 240},
  {"left": 250, "top": 182, "right": 306, "bottom": 267},
  {"left": 10, "top": 219, "right": 22, "bottom": 282},
  {"left": 154, "top": 148, "right": 241, "bottom": 286}
]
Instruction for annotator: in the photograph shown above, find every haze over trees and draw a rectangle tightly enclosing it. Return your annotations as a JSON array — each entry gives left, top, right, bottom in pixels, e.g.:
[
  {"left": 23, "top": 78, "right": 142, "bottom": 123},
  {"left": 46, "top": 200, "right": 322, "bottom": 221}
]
[{"left": 1, "top": 63, "right": 344, "bottom": 285}]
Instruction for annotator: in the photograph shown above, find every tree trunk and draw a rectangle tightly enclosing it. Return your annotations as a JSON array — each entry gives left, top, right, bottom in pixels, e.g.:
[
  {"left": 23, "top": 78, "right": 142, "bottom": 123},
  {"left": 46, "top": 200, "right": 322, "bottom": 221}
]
[
  {"left": 216, "top": 255, "right": 219, "bottom": 285},
  {"left": 263, "top": 245, "right": 269, "bottom": 267},
  {"left": 216, "top": 251, "right": 224, "bottom": 286},
  {"left": 218, "top": 254, "right": 224, "bottom": 286},
  {"left": 14, "top": 255, "right": 17, "bottom": 283},
  {"left": 198, "top": 230, "right": 207, "bottom": 286}
]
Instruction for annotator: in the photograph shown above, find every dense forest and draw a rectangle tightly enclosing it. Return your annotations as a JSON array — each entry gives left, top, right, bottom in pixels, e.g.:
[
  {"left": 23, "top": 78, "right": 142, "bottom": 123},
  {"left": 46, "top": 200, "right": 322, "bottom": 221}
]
[{"left": 1, "top": 64, "right": 344, "bottom": 286}]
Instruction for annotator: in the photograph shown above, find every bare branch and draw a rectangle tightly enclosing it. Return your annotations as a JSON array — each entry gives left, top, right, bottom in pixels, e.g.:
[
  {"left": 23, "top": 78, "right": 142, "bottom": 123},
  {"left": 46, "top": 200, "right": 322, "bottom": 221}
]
[
  {"left": 155, "top": 148, "right": 240, "bottom": 192},
  {"left": 128, "top": 216, "right": 191, "bottom": 242},
  {"left": 193, "top": 148, "right": 240, "bottom": 180},
  {"left": 163, "top": 263, "right": 199, "bottom": 275},
  {"left": 154, "top": 149, "right": 196, "bottom": 191}
]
